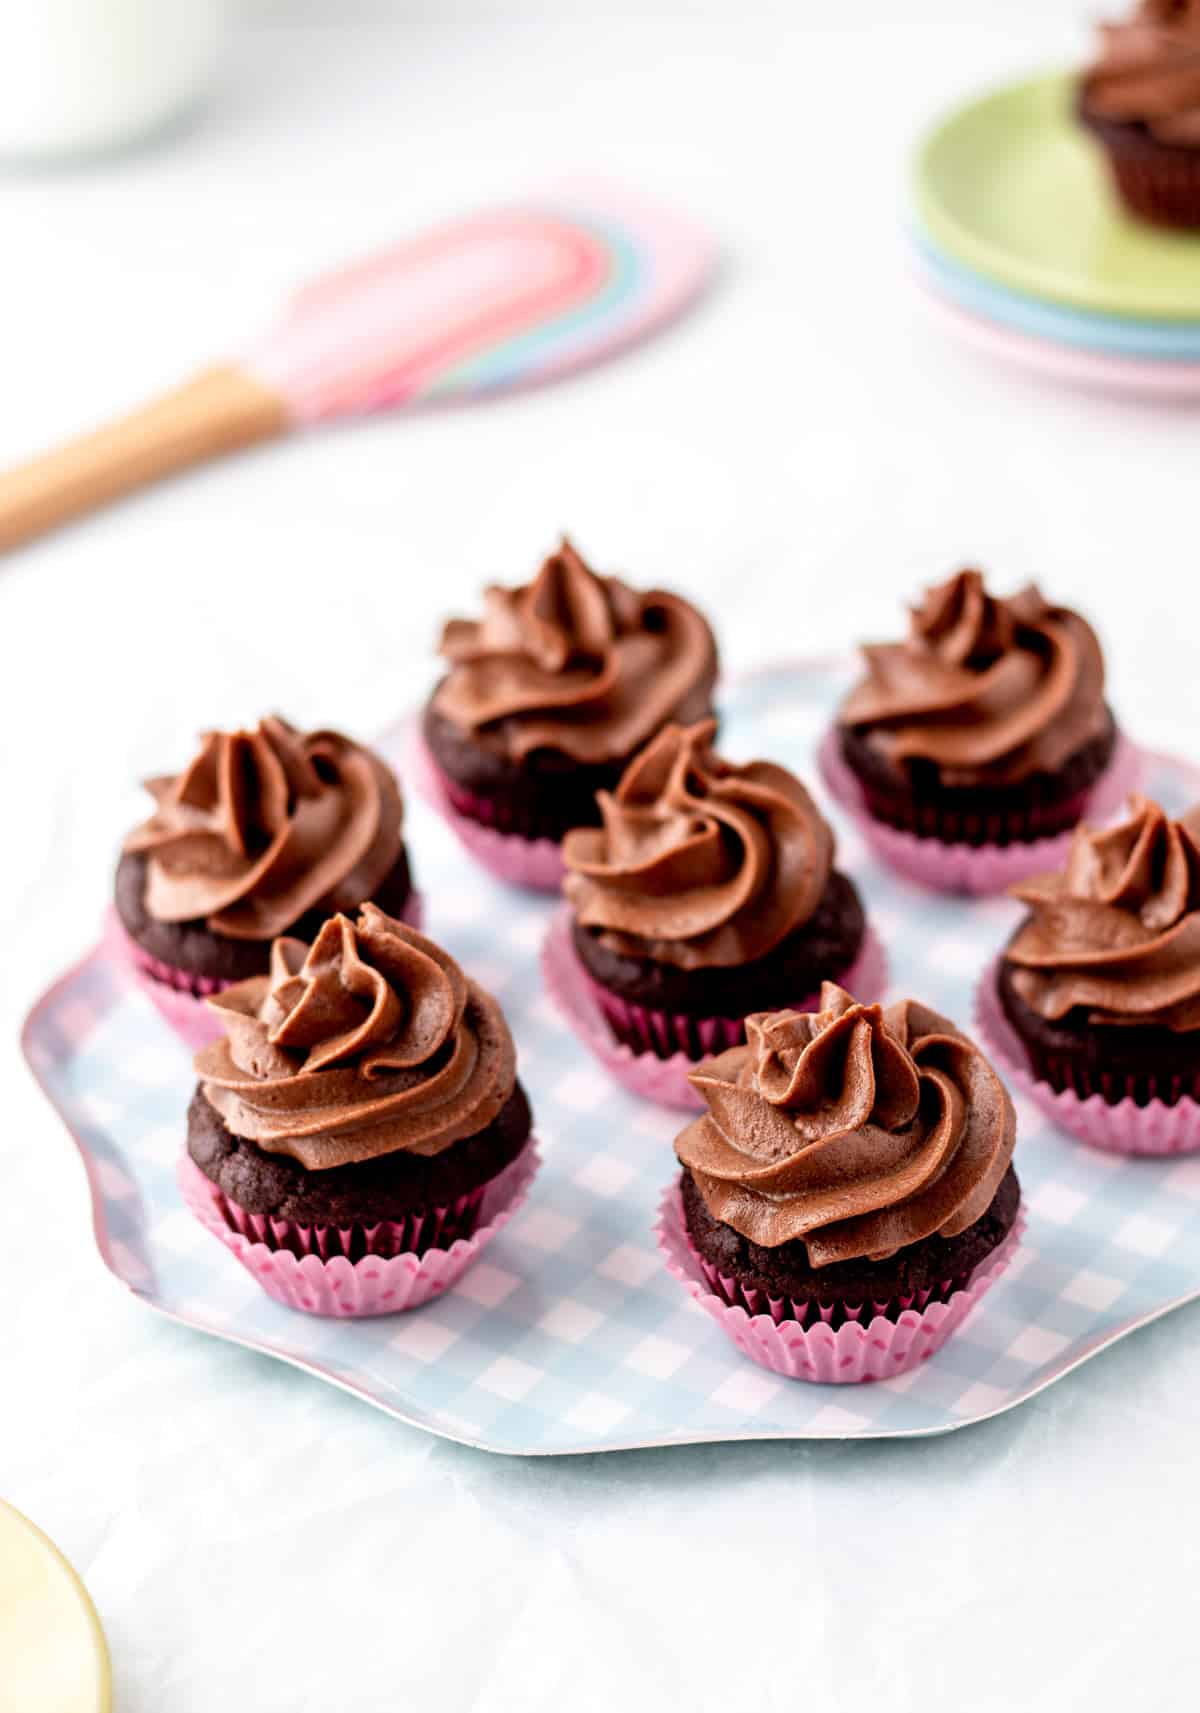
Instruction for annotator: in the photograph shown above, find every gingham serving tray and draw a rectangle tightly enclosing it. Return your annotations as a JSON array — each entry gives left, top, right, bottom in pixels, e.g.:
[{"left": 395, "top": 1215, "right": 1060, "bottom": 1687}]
[{"left": 22, "top": 662, "right": 1200, "bottom": 1453}]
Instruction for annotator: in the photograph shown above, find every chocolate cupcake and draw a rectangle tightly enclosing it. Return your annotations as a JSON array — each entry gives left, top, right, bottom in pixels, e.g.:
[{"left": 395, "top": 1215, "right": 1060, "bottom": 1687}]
[
  {"left": 420, "top": 538, "right": 718, "bottom": 890},
  {"left": 111, "top": 716, "right": 416, "bottom": 1045},
  {"left": 824, "top": 569, "right": 1135, "bottom": 893},
  {"left": 659, "top": 985, "right": 1022, "bottom": 1383},
  {"left": 180, "top": 905, "right": 538, "bottom": 1315},
  {"left": 548, "top": 720, "right": 885, "bottom": 1105},
  {"left": 978, "top": 797, "right": 1200, "bottom": 1154},
  {"left": 1078, "top": 1, "right": 1200, "bottom": 230}
]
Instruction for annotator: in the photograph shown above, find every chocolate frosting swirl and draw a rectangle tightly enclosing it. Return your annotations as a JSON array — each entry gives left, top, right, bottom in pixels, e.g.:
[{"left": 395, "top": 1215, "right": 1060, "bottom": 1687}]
[
  {"left": 195, "top": 905, "right": 517, "bottom": 1169},
  {"left": 124, "top": 716, "right": 404, "bottom": 941},
  {"left": 1005, "top": 795, "right": 1200, "bottom": 1031},
  {"left": 676, "top": 984, "right": 1015, "bottom": 1263},
  {"left": 431, "top": 538, "right": 719, "bottom": 764},
  {"left": 839, "top": 569, "right": 1109, "bottom": 787},
  {"left": 563, "top": 720, "right": 834, "bottom": 968},
  {"left": 1083, "top": 1, "right": 1200, "bottom": 146}
]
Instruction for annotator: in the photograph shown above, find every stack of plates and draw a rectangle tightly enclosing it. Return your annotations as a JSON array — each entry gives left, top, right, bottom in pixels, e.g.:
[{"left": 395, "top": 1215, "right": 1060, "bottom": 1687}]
[{"left": 912, "top": 72, "right": 1200, "bottom": 399}]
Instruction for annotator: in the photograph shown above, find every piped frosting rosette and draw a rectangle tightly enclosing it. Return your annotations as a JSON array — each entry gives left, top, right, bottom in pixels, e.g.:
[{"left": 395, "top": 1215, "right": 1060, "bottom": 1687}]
[
  {"left": 565, "top": 718, "right": 835, "bottom": 965},
  {"left": 416, "top": 540, "right": 718, "bottom": 888},
  {"left": 1083, "top": 1, "right": 1200, "bottom": 146},
  {"left": 546, "top": 722, "right": 886, "bottom": 1106},
  {"left": 182, "top": 906, "right": 538, "bottom": 1315},
  {"left": 127, "top": 717, "right": 405, "bottom": 939},
  {"left": 112, "top": 716, "right": 416, "bottom": 1044},
  {"left": 433, "top": 540, "right": 719, "bottom": 768},
  {"left": 977, "top": 796, "right": 1200, "bottom": 1154},
  {"left": 822, "top": 570, "right": 1139, "bottom": 894},
  {"left": 658, "top": 985, "right": 1022, "bottom": 1381}
]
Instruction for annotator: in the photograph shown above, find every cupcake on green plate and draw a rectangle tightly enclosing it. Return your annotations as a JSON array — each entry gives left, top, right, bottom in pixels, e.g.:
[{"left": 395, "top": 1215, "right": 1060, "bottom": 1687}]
[{"left": 1078, "top": 0, "right": 1200, "bottom": 229}]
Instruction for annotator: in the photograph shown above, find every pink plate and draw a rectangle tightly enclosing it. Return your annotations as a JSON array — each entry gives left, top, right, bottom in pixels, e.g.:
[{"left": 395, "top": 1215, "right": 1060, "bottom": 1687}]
[{"left": 915, "top": 275, "right": 1200, "bottom": 401}]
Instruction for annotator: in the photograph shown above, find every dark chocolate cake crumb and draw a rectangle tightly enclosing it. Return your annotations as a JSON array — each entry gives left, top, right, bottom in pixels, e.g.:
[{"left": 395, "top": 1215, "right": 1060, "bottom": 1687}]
[
  {"left": 422, "top": 689, "right": 717, "bottom": 844},
  {"left": 838, "top": 711, "right": 1117, "bottom": 847},
  {"left": 573, "top": 869, "right": 866, "bottom": 1019},
  {"left": 115, "top": 845, "right": 414, "bottom": 982},
  {"left": 998, "top": 955, "right": 1200, "bottom": 1108},
  {"left": 681, "top": 1163, "right": 1020, "bottom": 1320},
  {"left": 187, "top": 1080, "right": 532, "bottom": 1224}
]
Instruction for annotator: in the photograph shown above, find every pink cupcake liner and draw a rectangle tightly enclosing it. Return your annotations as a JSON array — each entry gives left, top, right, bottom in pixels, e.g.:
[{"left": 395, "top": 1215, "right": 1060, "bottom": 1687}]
[
  {"left": 202, "top": 1175, "right": 490, "bottom": 1260},
  {"left": 818, "top": 728, "right": 1143, "bottom": 896},
  {"left": 178, "top": 1139, "right": 541, "bottom": 1317},
  {"left": 103, "top": 910, "right": 232, "bottom": 1051},
  {"left": 406, "top": 729, "right": 564, "bottom": 893},
  {"left": 656, "top": 1182, "right": 1025, "bottom": 1384},
  {"left": 590, "top": 987, "right": 762, "bottom": 1062},
  {"left": 542, "top": 907, "right": 889, "bottom": 1110},
  {"left": 103, "top": 895, "right": 424, "bottom": 1052},
  {"left": 975, "top": 959, "right": 1200, "bottom": 1157}
]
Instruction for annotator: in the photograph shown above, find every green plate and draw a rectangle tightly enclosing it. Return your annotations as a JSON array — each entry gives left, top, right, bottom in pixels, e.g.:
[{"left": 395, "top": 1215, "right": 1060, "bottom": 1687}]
[{"left": 915, "top": 71, "right": 1200, "bottom": 322}]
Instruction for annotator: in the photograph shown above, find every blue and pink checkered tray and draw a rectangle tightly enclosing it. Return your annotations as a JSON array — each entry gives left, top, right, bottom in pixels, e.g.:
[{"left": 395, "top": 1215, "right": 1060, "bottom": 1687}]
[{"left": 22, "top": 662, "right": 1200, "bottom": 1453}]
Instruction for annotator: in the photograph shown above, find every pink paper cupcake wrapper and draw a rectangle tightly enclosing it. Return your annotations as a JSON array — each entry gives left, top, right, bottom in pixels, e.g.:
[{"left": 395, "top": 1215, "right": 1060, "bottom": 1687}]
[
  {"left": 178, "top": 1139, "right": 541, "bottom": 1317},
  {"left": 407, "top": 729, "right": 564, "bottom": 893},
  {"left": 204, "top": 1177, "right": 490, "bottom": 1260},
  {"left": 542, "top": 907, "right": 889, "bottom": 1110},
  {"left": 104, "top": 896, "right": 424, "bottom": 1051},
  {"left": 103, "top": 910, "right": 232, "bottom": 1051},
  {"left": 818, "top": 728, "right": 1143, "bottom": 896},
  {"left": 974, "top": 959, "right": 1200, "bottom": 1157},
  {"left": 655, "top": 1182, "right": 1025, "bottom": 1384}
]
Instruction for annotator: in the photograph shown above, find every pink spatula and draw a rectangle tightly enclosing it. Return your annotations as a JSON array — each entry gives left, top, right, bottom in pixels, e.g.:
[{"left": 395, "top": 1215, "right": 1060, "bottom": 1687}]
[{"left": 0, "top": 187, "right": 713, "bottom": 553}]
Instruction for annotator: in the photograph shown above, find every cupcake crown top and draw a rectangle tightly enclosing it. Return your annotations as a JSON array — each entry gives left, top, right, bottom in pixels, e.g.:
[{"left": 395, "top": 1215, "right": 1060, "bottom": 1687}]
[
  {"left": 562, "top": 718, "right": 835, "bottom": 969},
  {"left": 839, "top": 567, "right": 1109, "bottom": 788},
  {"left": 675, "top": 984, "right": 1015, "bottom": 1264},
  {"left": 911, "top": 567, "right": 1020, "bottom": 668},
  {"left": 194, "top": 905, "right": 516, "bottom": 1169},
  {"left": 1058, "top": 793, "right": 1200, "bottom": 926},
  {"left": 1083, "top": 0, "right": 1200, "bottom": 144},
  {"left": 124, "top": 716, "right": 404, "bottom": 942},
  {"left": 1006, "top": 796, "right": 1200, "bottom": 1031},
  {"left": 431, "top": 538, "right": 718, "bottom": 766}
]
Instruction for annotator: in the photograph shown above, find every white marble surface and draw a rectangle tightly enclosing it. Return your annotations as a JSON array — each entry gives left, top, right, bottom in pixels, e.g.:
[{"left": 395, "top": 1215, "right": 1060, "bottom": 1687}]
[{"left": 4, "top": 3, "right": 1198, "bottom": 1708}]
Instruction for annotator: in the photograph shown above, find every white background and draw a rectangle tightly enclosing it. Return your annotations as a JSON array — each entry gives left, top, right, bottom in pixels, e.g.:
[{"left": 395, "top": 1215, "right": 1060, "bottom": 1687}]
[{"left": 4, "top": 3, "right": 1199, "bottom": 1708}]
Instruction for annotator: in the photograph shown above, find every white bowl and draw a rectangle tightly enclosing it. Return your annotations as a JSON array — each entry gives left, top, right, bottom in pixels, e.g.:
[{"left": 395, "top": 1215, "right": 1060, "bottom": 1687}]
[{"left": 0, "top": 0, "right": 231, "bottom": 160}]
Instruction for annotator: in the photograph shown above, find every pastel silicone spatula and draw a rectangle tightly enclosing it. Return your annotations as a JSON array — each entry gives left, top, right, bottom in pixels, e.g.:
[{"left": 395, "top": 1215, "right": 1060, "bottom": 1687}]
[{"left": 0, "top": 188, "right": 714, "bottom": 553}]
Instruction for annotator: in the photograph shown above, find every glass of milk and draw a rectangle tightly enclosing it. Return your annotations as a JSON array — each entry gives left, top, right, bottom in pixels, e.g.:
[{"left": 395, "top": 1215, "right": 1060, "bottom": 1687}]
[{"left": 0, "top": 0, "right": 231, "bottom": 161}]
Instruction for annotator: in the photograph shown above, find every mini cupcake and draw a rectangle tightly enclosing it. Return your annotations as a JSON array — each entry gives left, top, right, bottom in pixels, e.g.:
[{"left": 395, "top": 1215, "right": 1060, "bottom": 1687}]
[
  {"left": 1078, "top": 1, "right": 1200, "bottom": 231},
  {"left": 977, "top": 795, "right": 1200, "bottom": 1155},
  {"left": 657, "top": 984, "right": 1022, "bottom": 1383},
  {"left": 111, "top": 716, "right": 416, "bottom": 1046},
  {"left": 419, "top": 538, "right": 719, "bottom": 890},
  {"left": 823, "top": 568, "right": 1136, "bottom": 893},
  {"left": 546, "top": 720, "right": 886, "bottom": 1107},
  {"left": 180, "top": 904, "right": 538, "bottom": 1315}
]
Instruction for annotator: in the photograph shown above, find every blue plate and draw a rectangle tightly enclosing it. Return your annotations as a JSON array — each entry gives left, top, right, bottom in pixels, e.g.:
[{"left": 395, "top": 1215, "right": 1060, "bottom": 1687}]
[{"left": 912, "top": 226, "right": 1200, "bottom": 361}]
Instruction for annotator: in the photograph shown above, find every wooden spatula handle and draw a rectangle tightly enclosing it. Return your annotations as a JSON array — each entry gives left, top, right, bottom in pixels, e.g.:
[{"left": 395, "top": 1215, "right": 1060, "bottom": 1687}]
[{"left": 0, "top": 364, "right": 289, "bottom": 553}]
